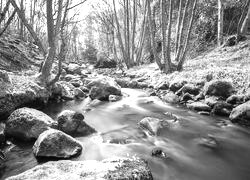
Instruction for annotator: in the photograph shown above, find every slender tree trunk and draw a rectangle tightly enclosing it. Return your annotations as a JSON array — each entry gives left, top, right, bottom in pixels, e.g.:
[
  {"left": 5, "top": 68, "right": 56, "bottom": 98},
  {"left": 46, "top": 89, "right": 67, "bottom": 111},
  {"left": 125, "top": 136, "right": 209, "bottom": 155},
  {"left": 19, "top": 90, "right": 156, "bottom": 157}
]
[
  {"left": 237, "top": 0, "right": 250, "bottom": 40},
  {"left": 175, "top": 0, "right": 183, "bottom": 54},
  {"left": 175, "top": 0, "right": 190, "bottom": 62},
  {"left": 217, "top": 0, "right": 224, "bottom": 46},
  {"left": 147, "top": 0, "right": 162, "bottom": 69},
  {"left": 164, "top": 0, "right": 173, "bottom": 73},
  {"left": 113, "top": 0, "right": 127, "bottom": 67},
  {"left": 0, "top": 9, "right": 16, "bottom": 36},
  {"left": 126, "top": 0, "right": 131, "bottom": 67},
  {"left": 241, "top": 1, "right": 250, "bottom": 34},
  {"left": 40, "top": 0, "right": 56, "bottom": 84},
  {"left": 123, "top": 0, "right": 128, "bottom": 66},
  {"left": 136, "top": 0, "right": 148, "bottom": 65},
  {"left": 49, "top": 0, "right": 70, "bottom": 86},
  {"left": 131, "top": 0, "right": 137, "bottom": 65},
  {"left": 0, "top": 0, "right": 2, "bottom": 13},
  {"left": 0, "top": 0, "right": 11, "bottom": 25},
  {"left": 177, "top": 0, "right": 197, "bottom": 71},
  {"left": 112, "top": 26, "right": 118, "bottom": 63},
  {"left": 161, "top": 0, "right": 168, "bottom": 71},
  {"left": 55, "top": 0, "right": 63, "bottom": 47}
]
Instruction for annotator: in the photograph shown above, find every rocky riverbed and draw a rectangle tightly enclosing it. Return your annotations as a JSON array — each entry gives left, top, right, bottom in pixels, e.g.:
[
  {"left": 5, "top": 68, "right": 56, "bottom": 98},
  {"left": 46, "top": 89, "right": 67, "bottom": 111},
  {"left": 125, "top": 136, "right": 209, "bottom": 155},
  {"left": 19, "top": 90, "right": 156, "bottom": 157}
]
[{"left": 0, "top": 39, "right": 250, "bottom": 179}]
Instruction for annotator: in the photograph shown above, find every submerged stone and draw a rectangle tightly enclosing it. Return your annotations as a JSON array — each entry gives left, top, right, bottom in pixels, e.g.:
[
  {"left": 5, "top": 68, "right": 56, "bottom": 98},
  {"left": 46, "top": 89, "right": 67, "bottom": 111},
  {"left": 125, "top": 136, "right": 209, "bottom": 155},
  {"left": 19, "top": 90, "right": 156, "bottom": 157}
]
[
  {"left": 139, "top": 117, "right": 168, "bottom": 136},
  {"left": 152, "top": 147, "right": 170, "bottom": 159}
]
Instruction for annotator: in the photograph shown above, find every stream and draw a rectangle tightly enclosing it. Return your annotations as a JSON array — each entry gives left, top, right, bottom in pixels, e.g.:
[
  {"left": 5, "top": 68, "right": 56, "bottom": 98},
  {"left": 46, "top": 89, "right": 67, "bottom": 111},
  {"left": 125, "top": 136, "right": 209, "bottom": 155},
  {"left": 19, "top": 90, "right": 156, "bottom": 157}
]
[{"left": 1, "top": 88, "right": 250, "bottom": 180}]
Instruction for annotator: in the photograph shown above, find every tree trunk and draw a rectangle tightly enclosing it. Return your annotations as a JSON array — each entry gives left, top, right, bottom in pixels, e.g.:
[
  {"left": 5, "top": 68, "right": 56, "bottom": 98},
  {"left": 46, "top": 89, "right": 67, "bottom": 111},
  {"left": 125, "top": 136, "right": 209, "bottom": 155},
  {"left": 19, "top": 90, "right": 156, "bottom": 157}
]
[
  {"left": 40, "top": 0, "right": 56, "bottom": 84},
  {"left": 177, "top": 0, "right": 197, "bottom": 71},
  {"left": 136, "top": 0, "right": 148, "bottom": 65},
  {"left": 147, "top": 0, "right": 162, "bottom": 70},
  {"left": 164, "top": 0, "right": 173, "bottom": 73},
  {"left": 175, "top": 0, "right": 183, "bottom": 54},
  {"left": 55, "top": 0, "right": 63, "bottom": 47},
  {"left": 125, "top": 0, "right": 131, "bottom": 67},
  {"left": 131, "top": 0, "right": 137, "bottom": 65},
  {"left": 49, "top": 0, "right": 70, "bottom": 86},
  {"left": 175, "top": 0, "right": 190, "bottom": 62},
  {"left": 237, "top": 0, "right": 250, "bottom": 40},
  {"left": 241, "top": 1, "right": 250, "bottom": 34},
  {"left": 161, "top": 0, "right": 168, "bottom": 72},
  {"left": 113, "top": 0, "right": 127, "bottom": 68},
  {"left": 0, "top": 0, "right": 11, "bottom": 25},
  {"left": 217, "top": 0, "right": 224, "bottom": 46},
  {"left": 19, "top": 0, "right": 24, "bottom": 39},
  {"left": 0, "top": 9, "right": 16, "bottom": 36}
]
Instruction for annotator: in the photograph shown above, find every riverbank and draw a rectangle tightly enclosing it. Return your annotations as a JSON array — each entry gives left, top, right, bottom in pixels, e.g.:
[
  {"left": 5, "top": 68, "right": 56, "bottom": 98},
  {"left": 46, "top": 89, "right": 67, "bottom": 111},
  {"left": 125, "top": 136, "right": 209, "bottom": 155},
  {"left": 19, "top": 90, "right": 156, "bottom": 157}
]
[{"left": 96, "top": 40, "right": 250, "bottom": 126}]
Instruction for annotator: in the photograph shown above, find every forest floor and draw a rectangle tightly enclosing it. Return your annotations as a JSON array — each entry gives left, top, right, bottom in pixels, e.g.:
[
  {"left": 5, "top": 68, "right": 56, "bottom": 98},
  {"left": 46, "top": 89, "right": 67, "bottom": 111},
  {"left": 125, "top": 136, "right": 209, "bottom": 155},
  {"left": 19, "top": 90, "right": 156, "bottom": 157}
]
[{"left": 101, "top": 39, "right": 250, "bottom": 95}]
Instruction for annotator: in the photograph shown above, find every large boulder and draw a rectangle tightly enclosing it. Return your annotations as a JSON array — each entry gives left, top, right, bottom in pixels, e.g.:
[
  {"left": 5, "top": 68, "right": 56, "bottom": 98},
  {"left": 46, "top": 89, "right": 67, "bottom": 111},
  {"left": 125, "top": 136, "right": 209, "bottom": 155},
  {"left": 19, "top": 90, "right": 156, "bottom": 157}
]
[
  {"left": 163, "top": 92, "right": 180, "bottom": 104},
  {"left": 52, "top": 81, "right": 75, "bottom": 100},
  {"left": 95, "top": 52, "right": 117, "bottom": 68},
  {"left": 87, "top": 77, "right": 122, "bottom": 100},
  {"left": 203, "top": 80, "right": 234, "bottom": 98},
  {"left": 229, "top": 101, "right": 250, "bottom": 125},
  {"left": 176, "top": 84, "right": 200, "bottom": 96},
  {"left": 69, "top": 79, "right": 82, "bottom": 88},
  {"left": 169, "top": 79, "right": 187, "bottom": 92},
  {"left": 138, "top": 117, "right": 168, "bottom": 136},
  {"left": 57, "top": 110, "right": 96, "bottom": 136},
  {"left": 74, "top": 88, "right": 86, "bottom": 99},
  {"left": 226, "top": 94, "right": 245, "bottom": 105},
  {"left": 6, "top": 157, "right": 153, "bottom": 180},
  {"left": 0, "top": 74, "right": 50, "bottom": 117},
  {"left": 64, "top": 74, "right": 79, "bottom": 82},
  {"left": 205, "top": 96, "right": 220, "bottom": 107},
  {"left": 66, "top": 63, "right": 81, "bottom": 75},
  {"left": 95, "top": 58, "right": 117, "bottom": 68},
  {"left": 187, "top": 102, "right": 211, "bottom": 112},
  {"left": 33, "top": 129, "right": 82, "bottom": 158},
  {"left": 4, "top": 108, "right": 57, "bottom": 141},
  {"left": 211, "top": 102, "right": 232, "bottom": 116},
  {"left": 115, "top": 78, "right": 130, "bottom": 88},
  {"left": 180, "top": 93, "right": 194, "bottom": 102}
]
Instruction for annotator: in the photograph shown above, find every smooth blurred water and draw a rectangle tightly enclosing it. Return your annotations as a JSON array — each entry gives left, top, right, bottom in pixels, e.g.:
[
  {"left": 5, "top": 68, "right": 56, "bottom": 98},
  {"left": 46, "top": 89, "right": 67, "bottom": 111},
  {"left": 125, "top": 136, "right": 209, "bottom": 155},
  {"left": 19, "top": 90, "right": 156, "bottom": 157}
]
[{"left": 1, "top": 88, "right": 250, "bottom": 180}]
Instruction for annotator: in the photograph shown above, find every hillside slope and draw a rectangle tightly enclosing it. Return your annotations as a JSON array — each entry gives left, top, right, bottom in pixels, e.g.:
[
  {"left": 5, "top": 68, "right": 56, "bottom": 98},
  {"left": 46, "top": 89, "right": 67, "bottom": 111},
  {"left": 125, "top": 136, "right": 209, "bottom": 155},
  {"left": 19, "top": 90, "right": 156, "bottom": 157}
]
[
  {"left": 0, "top": 36, "right": 44, "bottom": 72},
  {"left": 123, "top": 40, "right": 250, "bottom": 94}
]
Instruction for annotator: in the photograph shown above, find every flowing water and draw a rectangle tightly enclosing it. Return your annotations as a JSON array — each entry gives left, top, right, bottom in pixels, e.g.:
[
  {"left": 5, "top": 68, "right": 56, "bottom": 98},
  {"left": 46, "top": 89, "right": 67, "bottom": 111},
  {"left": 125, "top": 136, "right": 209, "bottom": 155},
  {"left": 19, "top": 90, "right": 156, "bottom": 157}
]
[{"left": 1, "top": 88, "right": 250, "bottom": 180}]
